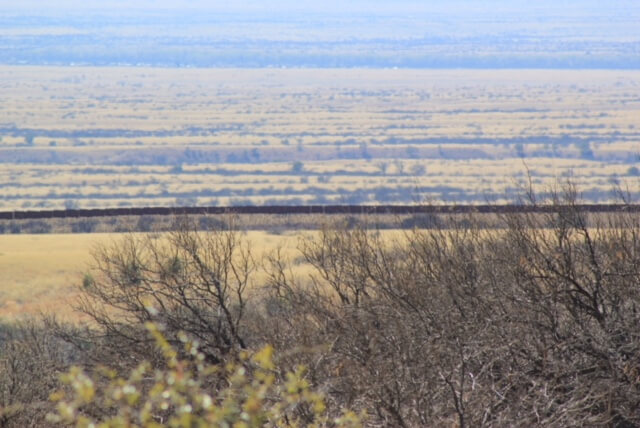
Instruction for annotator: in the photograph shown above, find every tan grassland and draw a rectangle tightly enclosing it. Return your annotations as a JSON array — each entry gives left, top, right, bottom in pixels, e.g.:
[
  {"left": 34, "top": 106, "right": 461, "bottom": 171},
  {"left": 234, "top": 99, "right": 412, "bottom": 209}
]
[
  {"left": 0, "top": 230, "right": 320, "bottom": 320},
  {"left": 0, "top": 67, "right": 639, "bottom": 209},
  {"left": 0, "top": 233, "right": 99, "bottom": 319},
  {"left": 0, "top": 227, "right": 419, "bottom": 320}
]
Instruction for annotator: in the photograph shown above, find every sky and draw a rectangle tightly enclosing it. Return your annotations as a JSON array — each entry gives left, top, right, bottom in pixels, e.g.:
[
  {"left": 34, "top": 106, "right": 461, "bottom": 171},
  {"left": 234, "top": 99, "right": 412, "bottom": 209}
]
[{"left": 2, "top": 0, "right": 632, "bottom": 13}]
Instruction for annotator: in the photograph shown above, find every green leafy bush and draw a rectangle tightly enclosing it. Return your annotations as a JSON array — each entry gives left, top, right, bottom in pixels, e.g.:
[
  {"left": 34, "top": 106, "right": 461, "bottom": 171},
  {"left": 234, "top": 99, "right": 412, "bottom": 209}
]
[{"left": 48, "top": 322, "right": 362, "bottom": 427}]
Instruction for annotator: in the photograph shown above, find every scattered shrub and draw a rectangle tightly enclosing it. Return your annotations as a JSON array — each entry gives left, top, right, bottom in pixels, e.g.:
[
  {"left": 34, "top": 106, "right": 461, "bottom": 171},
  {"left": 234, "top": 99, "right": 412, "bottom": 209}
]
[
  {"left": 3, "top": 185, "right": 640, "bottom": 426},
  {"left": 71, "top": 219, "right": 99, "bottom": 233}
]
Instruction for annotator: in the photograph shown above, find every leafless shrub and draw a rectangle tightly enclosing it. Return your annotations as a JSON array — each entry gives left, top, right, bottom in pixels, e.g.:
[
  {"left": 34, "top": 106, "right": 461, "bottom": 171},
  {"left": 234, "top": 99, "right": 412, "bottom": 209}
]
[
  {"left": 4, "top": 185, "right": 640, "bottom": 426},
  {"left": 73, "top": 216, "right": 255, "bottom": 368},
  {"left": 258, "top": 187, "right": 640, "bottom": 426},
  {"left": 0, "top": 320, "right": 76, "bottom": 426}
]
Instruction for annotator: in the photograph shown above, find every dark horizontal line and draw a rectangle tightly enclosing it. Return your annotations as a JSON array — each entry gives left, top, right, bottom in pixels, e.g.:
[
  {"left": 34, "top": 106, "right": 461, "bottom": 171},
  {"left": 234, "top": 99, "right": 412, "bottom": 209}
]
[{"left": 1, "top": 204, "right": 639, "bottom": 220}]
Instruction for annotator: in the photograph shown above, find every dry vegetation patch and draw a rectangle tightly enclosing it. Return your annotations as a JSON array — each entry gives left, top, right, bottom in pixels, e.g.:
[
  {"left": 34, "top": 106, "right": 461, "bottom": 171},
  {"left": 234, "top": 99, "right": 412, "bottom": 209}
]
[
  {"left": 3, "top": 190, "right": 640, "bottom": 425},
  {"left": 1, "top": 67, "right": 639, "bottom": 210}
]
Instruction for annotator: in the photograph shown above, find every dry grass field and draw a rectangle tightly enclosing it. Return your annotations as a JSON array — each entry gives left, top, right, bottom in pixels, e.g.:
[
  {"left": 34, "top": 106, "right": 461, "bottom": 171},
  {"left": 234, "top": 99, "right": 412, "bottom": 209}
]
[
  {"left": 0, "top": 233, "right": 99, "bottom": 319},
  {"left": 0, "top": 226, "right": 419, "bottom": 320},
  {"left": 0, "top": 230, "right": 318, "bottom": 320},
  {"left": 1, "top": 67, "right": 639, "bottom": 210}
]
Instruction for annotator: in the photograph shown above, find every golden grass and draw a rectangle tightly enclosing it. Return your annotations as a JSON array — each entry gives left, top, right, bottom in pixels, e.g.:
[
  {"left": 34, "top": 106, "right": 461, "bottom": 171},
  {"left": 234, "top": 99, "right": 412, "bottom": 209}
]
[
  {"left": 0, "top": 229, "right": 418, "bottom": 321},
  {"left": 0, "top": 231, "right": 302, "bottom": 321},
  {"left": 0, "top": 233, "right": 103, "bottom": 320},
  {"left": 2, "top": 156, "right": 639, "bottom": 210},
  {"left": 0, "top": 66, "right": 638, "bottom": 209}
]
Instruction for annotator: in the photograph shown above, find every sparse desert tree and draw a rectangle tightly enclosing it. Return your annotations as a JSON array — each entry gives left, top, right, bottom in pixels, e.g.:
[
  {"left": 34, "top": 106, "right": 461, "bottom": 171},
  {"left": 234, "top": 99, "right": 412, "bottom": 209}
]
[
  {"left": 375, "top": 161, "right": 389, "bottom": 175},
  {"left": 291, "top": 160, "right": 305, "bottom": 174},
  {"left": 74, "top": 216, "right": 255, "bottom": 368}
]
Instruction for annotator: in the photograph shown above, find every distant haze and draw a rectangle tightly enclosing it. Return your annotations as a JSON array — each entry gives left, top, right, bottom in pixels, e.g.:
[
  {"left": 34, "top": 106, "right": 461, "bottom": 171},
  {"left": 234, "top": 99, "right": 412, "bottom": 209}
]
[{"left": 1, "top": 0, "right": 638, "bottom": 68}]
